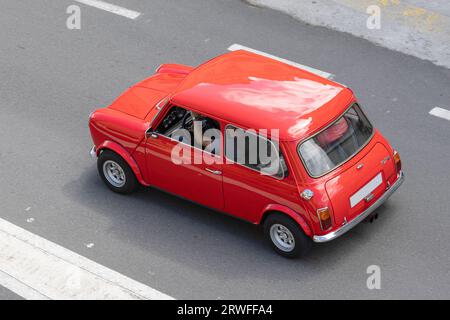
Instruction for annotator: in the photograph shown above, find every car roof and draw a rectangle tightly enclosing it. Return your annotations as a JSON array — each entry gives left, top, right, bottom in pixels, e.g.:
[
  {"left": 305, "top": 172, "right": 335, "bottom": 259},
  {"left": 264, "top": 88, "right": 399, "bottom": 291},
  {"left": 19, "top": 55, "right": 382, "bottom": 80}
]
[{"left": 171, "top": 50, "right": 354, "bottom": 141}]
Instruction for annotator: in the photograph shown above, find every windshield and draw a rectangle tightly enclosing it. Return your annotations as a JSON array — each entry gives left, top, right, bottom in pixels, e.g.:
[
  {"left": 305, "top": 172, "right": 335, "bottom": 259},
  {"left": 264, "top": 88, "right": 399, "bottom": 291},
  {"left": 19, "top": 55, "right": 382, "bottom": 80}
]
[{"left": 298, "top": 104, "right": 373, "bottom": 177}]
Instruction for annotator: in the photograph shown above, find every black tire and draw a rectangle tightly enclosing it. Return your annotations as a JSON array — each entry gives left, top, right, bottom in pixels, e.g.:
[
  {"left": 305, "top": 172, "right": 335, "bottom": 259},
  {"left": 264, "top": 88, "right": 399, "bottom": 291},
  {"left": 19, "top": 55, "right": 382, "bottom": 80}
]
[
  {"left": 97, "top": 150, "right": 138, "bottom": 194},
  {"left": 263, "top": 213, "right": 312, "bottom": 258}
]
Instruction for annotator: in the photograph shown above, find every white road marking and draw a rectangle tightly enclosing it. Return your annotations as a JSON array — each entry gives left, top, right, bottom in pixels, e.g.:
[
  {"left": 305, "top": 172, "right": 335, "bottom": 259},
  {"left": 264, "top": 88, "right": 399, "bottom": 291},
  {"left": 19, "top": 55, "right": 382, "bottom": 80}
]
[
  {"left": 74, "top": 0, "right": 141, "bottom": 20},
  {"left": 0, "top": 270, "right": 49, "bottom": 300},
  {"left": 0, "top": 217, "right": 174, "bottom": 300},
  {"left": 429, "top": 107, "right": 450, "bottom": 121},
  {"left": 228, "top": 43, "right": 334, "bottom": 79}
]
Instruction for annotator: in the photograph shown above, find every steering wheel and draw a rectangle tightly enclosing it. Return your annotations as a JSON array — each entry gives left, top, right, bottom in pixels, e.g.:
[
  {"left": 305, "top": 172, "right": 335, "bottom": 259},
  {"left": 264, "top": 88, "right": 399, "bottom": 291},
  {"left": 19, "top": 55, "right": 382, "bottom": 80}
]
[{"left": 181, "top": 111, "right": 193, "bottom": 130}]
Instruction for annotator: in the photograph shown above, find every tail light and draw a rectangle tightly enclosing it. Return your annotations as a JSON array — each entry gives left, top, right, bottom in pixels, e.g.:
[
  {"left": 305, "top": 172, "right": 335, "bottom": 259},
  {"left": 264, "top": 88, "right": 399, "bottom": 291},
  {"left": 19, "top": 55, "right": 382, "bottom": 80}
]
[
  {"left": 393, "top": 150, "right": 402, "bottom": 173},
  {"left": 317, "top": 207, "right": 332, "bottom": 231}
]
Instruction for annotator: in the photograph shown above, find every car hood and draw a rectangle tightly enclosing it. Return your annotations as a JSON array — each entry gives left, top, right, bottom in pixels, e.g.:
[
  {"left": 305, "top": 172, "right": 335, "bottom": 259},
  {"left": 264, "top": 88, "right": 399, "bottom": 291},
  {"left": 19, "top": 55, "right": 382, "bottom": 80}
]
[{"left": 109, "top": 72, "right": 186, "bottom": 120}]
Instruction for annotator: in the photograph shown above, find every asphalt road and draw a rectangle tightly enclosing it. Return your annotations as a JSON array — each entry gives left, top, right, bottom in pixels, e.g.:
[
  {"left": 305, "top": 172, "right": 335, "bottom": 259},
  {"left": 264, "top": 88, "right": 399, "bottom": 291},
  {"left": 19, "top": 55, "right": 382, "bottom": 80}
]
[
  {"left": 0, "top": 0, "right": 449, "bottom": 299},
  {"left": 0, "top": 286, "right": 22, "bottom": 300}
]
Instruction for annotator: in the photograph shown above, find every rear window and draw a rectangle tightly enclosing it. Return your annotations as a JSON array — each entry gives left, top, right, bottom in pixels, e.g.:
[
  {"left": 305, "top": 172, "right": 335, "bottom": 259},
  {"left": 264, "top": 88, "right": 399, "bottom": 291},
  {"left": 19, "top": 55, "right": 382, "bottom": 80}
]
[{"left": 298, "top": 104, "right": 373, "bottom": 177}]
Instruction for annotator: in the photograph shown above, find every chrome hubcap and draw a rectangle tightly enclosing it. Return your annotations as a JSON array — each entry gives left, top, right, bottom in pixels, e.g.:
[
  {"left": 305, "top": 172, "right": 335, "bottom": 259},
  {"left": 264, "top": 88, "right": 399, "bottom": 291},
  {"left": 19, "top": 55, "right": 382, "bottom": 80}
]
[
  {"left": 103, "top": 160, "right": 126, "bottom": 188},
  {"left": 270, "top": 224, "right": 295, "bottom": 252}
]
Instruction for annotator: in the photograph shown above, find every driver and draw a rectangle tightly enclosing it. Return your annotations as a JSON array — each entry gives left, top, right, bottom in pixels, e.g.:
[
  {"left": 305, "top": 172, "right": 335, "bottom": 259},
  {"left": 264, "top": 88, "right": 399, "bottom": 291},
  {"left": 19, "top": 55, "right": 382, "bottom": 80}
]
[{"left": 190, "top": 111, "right": 220, "bottom": 154}]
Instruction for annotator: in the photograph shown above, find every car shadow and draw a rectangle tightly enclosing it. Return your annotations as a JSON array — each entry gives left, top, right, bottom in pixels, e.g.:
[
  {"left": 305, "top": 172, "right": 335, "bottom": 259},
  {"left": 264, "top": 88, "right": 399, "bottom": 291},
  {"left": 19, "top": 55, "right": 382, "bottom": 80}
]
[{"left": 62, "top": 167, "right": 398, "bottom": 281}]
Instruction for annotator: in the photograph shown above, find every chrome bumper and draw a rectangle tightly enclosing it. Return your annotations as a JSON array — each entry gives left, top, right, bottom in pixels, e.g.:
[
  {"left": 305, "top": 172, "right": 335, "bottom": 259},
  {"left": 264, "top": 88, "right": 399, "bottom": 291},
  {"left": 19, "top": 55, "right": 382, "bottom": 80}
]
[
  {"left": 313, "top": 171, "right": 405, "bottom": 243},
  {"left": 90, "top": 146, "right": 97, "bottom": 159}
]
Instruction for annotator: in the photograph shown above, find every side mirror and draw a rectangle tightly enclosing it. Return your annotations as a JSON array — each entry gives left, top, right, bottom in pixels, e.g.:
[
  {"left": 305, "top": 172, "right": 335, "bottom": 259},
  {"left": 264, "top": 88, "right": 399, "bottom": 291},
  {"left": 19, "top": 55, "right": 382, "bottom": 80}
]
[{"left": 146, "top": 129, "right": 158, "bottom": 139}]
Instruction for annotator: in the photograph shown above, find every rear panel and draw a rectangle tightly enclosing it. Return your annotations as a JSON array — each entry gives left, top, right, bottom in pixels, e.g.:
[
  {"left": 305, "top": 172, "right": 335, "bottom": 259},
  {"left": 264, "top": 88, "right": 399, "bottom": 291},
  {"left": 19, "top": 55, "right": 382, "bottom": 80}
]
[{"left": 325, "top": 141, "right": 396, "bottom": 226}]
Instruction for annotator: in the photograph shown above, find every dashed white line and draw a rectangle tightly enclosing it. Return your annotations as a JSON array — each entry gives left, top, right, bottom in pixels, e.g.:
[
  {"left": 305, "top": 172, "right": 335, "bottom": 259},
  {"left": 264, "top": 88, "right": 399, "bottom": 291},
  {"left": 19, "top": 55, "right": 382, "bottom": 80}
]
[
  {"left": 0, "top": 217, "right": 173, "bottom": 300},
  {"left": 228, "top": 43, "right": 334, "bottom": 79},
  {"left": 74, "top": 0, "right": 141, "bottom": 20},
  {"left": 429, "top": 107, "right": 450, "bottom": 121}
]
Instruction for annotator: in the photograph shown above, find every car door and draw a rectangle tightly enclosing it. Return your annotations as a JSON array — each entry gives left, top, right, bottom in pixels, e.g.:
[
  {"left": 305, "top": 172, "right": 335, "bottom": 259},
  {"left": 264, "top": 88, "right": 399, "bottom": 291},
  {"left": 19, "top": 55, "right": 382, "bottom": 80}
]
[
  {"left": 144, "top": 105, "right": 224, "bottom": 210},
  {"left": 222, "top": 125, "right": 300, "bottom": 223}
]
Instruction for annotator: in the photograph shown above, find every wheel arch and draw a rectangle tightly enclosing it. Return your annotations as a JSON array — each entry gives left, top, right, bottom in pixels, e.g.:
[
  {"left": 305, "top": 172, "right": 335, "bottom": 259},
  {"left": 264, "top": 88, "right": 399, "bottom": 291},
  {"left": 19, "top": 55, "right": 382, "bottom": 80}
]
[
  {"left": 96, "top": 140, "right": 150, "bottom": 186},
  {"left": 259, "top": 204, "right": 313, "bottom": 238}
]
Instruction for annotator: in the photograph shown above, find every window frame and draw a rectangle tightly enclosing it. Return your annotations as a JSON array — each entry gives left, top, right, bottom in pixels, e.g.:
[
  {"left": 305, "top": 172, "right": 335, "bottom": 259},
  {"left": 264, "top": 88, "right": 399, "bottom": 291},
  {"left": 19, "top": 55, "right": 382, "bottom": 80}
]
[
  {"left": 224, "top": 124, "right": 288, "bottom": 180},
  {"left": 151, "top": 104, "right": 223, "bottom": 158},
  {"left": 149, "top": 97, "right": 169, "bottom": 128},
  {"left": 297, "top": 103, "right": 375, "bottom": 179}
]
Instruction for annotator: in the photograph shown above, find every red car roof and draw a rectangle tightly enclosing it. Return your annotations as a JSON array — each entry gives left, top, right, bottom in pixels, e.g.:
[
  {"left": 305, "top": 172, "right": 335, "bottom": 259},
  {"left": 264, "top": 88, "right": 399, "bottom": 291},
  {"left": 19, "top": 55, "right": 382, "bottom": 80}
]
[{"left": 171, "top": 50, "right": 354, "bottom": 141}]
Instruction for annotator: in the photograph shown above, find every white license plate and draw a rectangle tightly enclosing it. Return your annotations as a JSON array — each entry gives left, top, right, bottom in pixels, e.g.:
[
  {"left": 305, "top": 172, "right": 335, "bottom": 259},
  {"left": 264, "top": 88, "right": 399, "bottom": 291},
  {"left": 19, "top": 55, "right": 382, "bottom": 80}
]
[{"left": 350, "top": 173, "right": 383, "bottom": 208}]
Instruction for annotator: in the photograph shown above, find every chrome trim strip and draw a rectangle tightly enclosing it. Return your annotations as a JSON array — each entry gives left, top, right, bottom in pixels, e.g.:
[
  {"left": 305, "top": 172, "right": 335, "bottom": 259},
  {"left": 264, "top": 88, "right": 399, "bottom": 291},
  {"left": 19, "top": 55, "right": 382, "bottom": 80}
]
[
  {"left": 148, "top": 97, "right": 169, "bottom": 130},
  {"left": 313, "top": 171, "right": 405, "bottom": 243}
]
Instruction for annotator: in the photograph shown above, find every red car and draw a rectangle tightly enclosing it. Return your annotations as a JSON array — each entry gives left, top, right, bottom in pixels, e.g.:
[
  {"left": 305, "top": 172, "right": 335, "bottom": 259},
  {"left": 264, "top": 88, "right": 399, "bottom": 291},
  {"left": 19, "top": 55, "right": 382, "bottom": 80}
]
[{"left": 89, "top": 50, "right": 404, "bottom": 258}]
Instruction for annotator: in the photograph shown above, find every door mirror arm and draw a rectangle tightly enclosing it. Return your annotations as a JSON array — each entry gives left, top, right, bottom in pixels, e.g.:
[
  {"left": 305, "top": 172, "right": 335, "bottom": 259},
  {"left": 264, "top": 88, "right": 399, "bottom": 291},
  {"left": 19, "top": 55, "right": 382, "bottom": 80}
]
[{"left": 146, "top": 128, "right": 158, "bottom": 139}]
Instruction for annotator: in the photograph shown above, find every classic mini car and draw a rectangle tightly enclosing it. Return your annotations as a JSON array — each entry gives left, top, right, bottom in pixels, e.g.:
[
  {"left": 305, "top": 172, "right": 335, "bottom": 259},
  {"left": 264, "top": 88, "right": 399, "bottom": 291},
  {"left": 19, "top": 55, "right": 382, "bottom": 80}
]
[{"left": 89, "top": 50, "right": 404, "bottom": 258}]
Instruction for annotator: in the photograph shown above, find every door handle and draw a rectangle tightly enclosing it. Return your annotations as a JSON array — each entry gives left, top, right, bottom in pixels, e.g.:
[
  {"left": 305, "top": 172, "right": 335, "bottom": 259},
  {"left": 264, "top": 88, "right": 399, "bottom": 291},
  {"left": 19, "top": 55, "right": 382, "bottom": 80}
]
[{"left": 205, "top": 168, "right": 222, "bottom": 175}]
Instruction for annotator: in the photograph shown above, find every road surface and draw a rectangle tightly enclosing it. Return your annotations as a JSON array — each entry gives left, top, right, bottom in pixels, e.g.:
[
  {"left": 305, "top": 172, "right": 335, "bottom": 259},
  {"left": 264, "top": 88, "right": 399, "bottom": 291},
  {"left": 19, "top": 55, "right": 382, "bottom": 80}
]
[{"left": 0, "top": 0, "right": 449, "bottom": 299}]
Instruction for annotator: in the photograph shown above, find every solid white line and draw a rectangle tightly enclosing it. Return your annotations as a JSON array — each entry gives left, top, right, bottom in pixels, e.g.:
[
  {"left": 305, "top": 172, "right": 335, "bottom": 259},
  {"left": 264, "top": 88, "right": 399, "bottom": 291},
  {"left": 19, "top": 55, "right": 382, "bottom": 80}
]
[
  {"left": 0, "top": 270, "right": 49, "bottom": 300},
  {"left": 0, "top": 217, "right": 174, "bottom": 300},
  {"left": 74, "top": 0, "right": 141, "bottom": 19},
  {"left": 429, "top": 107, "right": 450, "bottom": 121},
  {"left": 228, "top": 43, "right": 334, "bottom": 79}
]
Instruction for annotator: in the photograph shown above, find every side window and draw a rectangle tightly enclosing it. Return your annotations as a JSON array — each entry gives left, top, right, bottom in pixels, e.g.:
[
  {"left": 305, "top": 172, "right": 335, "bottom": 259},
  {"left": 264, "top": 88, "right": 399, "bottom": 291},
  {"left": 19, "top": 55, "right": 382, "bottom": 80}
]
[
  {"left": 156, "top": 106, "right": 187, "bottom": 136},
  {"left": 155, "top": 106, "right": 222, "bottom": 156},
  {"left": 225, "top": 125, "right": 288, "bottom": 179}
]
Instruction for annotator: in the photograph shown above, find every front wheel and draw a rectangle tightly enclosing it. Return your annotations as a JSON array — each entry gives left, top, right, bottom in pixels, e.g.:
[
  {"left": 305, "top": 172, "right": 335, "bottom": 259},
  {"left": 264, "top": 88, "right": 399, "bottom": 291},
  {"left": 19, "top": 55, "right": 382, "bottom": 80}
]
[
  {"left": 264, "top": 214, "right": 312, "bottom": 258},
  {"left": 97, "top": 150, "right": 138, "bottom": 194}
]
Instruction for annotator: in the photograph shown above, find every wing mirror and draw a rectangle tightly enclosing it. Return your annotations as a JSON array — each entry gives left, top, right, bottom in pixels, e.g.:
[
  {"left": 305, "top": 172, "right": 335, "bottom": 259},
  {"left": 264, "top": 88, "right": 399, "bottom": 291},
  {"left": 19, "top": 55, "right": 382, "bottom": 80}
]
[{"left": 146, "top": 129, "right": 158, "bottom": 139}]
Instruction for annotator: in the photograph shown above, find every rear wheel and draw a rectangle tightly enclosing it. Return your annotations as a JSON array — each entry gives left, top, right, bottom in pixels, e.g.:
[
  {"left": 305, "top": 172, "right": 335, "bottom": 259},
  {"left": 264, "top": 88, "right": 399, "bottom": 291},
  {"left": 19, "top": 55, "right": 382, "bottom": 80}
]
[
  {"left": 97, "top": 150, "right": 138, "bottom": 194},
  {"left": 264, "top": 213, "right": 312, "bottom": 258}
]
